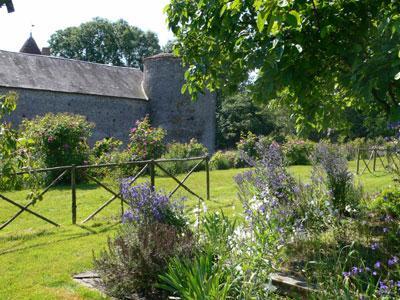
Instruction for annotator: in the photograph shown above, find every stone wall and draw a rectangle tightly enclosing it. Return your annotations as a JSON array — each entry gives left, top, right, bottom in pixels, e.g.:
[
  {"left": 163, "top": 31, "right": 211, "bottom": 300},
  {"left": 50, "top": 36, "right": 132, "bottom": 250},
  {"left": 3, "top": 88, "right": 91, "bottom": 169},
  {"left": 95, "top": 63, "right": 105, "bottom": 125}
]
[
  {"left": 143, "top": 54, "right": 216, "bottom": 152},
  {"left": 0, "top": 87, "right": 149, "bottom": 144},
  {"left": 0, "top": 54, "right": 216, "bottom": 151}
]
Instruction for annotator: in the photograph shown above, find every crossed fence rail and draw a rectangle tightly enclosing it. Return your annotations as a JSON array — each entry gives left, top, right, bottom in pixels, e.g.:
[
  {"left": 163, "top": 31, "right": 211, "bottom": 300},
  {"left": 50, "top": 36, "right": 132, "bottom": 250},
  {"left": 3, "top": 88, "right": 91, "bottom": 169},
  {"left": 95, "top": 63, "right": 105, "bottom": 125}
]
[
  {"left": 356, "top": 147, "right": 400, "bottom": 175},
  {"left": 0, "top": 155, "right": 210, "bottom": 231}
]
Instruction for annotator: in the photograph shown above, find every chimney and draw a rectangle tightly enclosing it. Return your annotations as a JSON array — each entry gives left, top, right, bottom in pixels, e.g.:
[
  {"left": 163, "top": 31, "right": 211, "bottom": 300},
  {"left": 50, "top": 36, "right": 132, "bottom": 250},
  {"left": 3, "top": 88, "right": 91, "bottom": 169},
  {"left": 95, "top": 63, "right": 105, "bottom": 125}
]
[{"left": 41, "top": 47, "right": 51, "bottom": 56}]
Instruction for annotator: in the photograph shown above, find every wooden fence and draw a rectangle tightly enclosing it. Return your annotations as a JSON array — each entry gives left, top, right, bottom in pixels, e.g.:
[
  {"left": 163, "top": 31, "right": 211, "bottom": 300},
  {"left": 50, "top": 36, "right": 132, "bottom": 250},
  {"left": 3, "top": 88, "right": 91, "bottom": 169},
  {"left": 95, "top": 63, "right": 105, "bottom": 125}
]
[
  {"left": 0, "top": 155, "right": 210, "bottom": 231},
  {"left": 356, "top": 147, "right": 400, "bottom": 175}
]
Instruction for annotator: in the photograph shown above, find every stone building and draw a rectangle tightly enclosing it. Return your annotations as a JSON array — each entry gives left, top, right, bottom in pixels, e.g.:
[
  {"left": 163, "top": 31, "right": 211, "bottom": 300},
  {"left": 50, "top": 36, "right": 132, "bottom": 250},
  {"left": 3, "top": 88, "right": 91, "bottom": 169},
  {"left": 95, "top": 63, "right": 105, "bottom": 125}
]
[{"left": 0, "top": 37, "right": 216, "bottom": 151}]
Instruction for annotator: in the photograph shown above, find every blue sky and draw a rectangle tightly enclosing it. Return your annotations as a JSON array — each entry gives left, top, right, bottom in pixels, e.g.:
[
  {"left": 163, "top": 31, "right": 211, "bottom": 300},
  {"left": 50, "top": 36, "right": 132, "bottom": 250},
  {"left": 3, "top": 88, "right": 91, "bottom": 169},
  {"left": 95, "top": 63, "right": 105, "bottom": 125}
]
[{"left": 0, "top": 0, "right": 174, "bottom": 52}]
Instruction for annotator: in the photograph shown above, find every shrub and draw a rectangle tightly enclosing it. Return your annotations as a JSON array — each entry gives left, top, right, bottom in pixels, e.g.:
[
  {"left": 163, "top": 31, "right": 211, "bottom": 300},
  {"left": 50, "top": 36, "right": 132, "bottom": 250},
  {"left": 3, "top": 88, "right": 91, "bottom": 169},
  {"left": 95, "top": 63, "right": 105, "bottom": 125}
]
[
  {"left": 91, "top": 137, "right": 122, "bottom": 159},
  {"left": 283, "top": 138, "right": 315, "bottom": 165},
  {"left": 313, "top": 142, "right": 363, "bottom": 215},
  {"left": 370, "top": 186, "right": 400, "bottom": 219},
  {"left": 94, "top": 222, "right": 194, "bottom": 299},
  {"left": 20, "top": 113, "right": 94, "bottom": 183},
  {"left": 88, "top": 138, "right": 125, "bottom": 179},
  {"left": 94, "top": 184, "right": 194, "bottom": 298},
  {"left": 210, "top": 151, "right": 234, "bottom": 170},
  {"left": 209, "top": 150, "right": 244, "bottom": 170},
  {"left": 159, "top": 139, "right": 208, "bottom": 175},
  {"left": 236, "top": 131, "right": 258, "bottom": 160},
  {"left": 120, "top": 182, "right": 188, "bottom": 229},
  {"left": 128, "top": 116, "right": 166, "bottom": 161}
]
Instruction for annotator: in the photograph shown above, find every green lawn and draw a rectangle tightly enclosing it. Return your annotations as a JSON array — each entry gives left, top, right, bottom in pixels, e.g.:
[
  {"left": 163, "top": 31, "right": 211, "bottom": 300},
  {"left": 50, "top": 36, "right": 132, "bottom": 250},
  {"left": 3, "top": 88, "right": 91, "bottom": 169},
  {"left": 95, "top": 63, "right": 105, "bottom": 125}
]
[{"left": 0, "top": 164, "right": 394, "bottom": 299}]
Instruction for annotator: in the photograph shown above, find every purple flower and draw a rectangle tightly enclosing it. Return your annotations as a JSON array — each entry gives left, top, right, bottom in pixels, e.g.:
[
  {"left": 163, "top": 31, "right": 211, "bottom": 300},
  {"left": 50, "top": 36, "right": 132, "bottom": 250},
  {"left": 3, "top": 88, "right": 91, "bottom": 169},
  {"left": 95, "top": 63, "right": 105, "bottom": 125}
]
[
  {"left": 351, "top": 266, "right": 359, "bottom": 275},
  {"left": 373, "top": 271, "right": 377, "bottom": 276},
  {"left": 383, "top": 227, "right": 389, "bottom": 233},
  {"left": 374, "top": 261, "right": 381, "bottom": 269},
  {"left": 122, "top": 211, "right": 134, "bottom": 223},
  {"left": 371, "top": 242, "right": 379, "bottom": 250},
  {"left": 342, "top": 271, "right": 351, "bottom": 277},
  {"left": 388, "top": 256, "right": 399, "bottom": 266},
  {"left": 120, "top": 182, "right": 185, "bottom": 225}
]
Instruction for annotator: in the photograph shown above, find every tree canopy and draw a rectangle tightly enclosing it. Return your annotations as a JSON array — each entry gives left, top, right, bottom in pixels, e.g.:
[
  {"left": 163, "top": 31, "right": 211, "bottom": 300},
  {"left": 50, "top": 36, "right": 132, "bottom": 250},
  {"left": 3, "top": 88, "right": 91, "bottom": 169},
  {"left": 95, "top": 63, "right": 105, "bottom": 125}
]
[
  {"left": 166, "top": 0, "right": 400, "bottom": 131},
  {"left": 48, "top": 18, "right": 161, "bottom": 69}
]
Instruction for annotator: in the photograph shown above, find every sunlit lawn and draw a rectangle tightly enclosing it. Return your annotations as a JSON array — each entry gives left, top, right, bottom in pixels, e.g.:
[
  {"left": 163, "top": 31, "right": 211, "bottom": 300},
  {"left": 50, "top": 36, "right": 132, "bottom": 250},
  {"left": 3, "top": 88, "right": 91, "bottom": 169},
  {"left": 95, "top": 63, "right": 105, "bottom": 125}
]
[{"left": 0, "top": 163, "right": 394, "bottom": 299}]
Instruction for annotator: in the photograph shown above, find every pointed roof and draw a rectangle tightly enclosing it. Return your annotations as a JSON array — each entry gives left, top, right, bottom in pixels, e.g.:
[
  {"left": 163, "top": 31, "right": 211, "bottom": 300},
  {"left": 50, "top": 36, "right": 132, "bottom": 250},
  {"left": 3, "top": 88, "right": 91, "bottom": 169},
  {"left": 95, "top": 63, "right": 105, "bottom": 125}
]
[{"left": 20, "top": 36, "right": 41, "bottom": 55}]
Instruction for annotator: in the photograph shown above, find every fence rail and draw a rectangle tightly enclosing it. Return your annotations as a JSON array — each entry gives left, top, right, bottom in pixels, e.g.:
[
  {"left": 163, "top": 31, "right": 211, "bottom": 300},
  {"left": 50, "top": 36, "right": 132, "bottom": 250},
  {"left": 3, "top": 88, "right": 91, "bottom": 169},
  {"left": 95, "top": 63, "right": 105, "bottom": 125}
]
[
  {"left": 356, "top": 147, "right": 400, "bottom": 175},
  {"left": 0, "top": 155, "right": 210, "bottom": 231}
]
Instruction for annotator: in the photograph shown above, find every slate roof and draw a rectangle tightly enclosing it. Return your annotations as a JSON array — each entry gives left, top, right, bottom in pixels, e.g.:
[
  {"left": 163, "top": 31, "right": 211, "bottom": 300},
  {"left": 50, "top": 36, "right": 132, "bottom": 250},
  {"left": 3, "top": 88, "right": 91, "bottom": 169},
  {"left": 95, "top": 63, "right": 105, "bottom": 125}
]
[
  {"left": 0, "top": 50, "right": 147, "bottom": 100},
  {"left": 20, "top": 36, "right": 42, "bottom": 55}
]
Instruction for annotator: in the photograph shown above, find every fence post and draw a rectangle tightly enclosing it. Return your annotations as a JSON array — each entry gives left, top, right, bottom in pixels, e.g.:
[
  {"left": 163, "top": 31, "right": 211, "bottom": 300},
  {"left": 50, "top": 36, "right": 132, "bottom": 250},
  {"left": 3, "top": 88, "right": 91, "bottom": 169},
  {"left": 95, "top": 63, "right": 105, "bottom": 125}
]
[
  {"left": 150, "top": 160, "right": 155, "bottom": 191},
  {"left": 356, "top": 148, "right": 360, "bottom": 175},
  {"left": 373, "top": 148, "right": 377, "bottom": 172},
  {"left": 71, "top": 165, "right": 77, "bottom": 224},
  {"left": 205, "top": 155, "right": 210, "bottom": 200}
]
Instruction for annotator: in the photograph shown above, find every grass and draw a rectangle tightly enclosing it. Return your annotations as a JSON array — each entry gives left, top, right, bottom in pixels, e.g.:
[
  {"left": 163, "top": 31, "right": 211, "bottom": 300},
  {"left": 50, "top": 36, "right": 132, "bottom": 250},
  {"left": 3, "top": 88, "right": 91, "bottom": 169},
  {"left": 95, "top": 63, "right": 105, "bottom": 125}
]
[{"left": 0, "top": 163, "right": 394, "bottom": 299}]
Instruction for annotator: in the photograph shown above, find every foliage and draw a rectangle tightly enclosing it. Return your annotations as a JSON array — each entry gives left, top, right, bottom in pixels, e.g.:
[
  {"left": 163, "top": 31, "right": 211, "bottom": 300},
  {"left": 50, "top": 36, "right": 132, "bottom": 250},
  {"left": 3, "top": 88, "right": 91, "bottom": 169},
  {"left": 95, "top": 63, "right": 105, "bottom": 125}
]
[
  {"left": 159, "top": 139, "right": 208, "bottom": 175},
  {"left": 166, "top": 0, "right": 400, "bottom": 131},
  {"left": 370, "top": 186, "right": 400, "bottom": 219},
  {"left": 95, "top": 184, "right": 194, "bottom": 298},
  {"left": 128, "top": 116, "right": 166, "bottom": 161},
  {"left": 120, "top": 182, "right": 188, "bottom": 229},
  {"left": 49, "top": 17, "right": 161, "bottom": 69},
  {"left": 216, "top": 91, "right": 275, "bottom": 149},
  {"left": 283, "top": 137, "right": 315, "bottom": 165},
  {"left": 313, "top": 143, "right": 363, "bottom": 215},
  {"left": 158, "top": 252, "right": 234, "bottom": 300},
  {"left": 0, "top": 92, "right": 20, "bottom": 189},
  {"left": 236, "top": 131, "right": 258, "bottom": 161},
  {"left": 162, "top": 39, "right": 177, "bottom": 53},
  {"left": 88, "top": 137, "right": 126, "bottom": 179},
  {"left": 210, "top": 150, "right": 237, "bottom": 170},
  {"left": 91, "top": 137, "right": 122, "bottom": 160},
  {"left": 94, "top": 222, "right": 194, "bottom": 299},
  {"left": 236, "top": 142, "right": 299, "bottom": 250},
  {"left": 20, "top": 113, "right": 94, "bottom": 183}
]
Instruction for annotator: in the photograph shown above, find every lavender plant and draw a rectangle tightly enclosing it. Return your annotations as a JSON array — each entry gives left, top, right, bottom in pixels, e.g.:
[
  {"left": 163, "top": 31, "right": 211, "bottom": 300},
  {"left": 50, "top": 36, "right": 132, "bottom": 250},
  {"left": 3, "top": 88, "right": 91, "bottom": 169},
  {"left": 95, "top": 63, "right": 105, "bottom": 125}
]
[
  {"left": 235, "top": 142, "right": 300, "bottom": 266},
  {"left": 120, "top": 182, "right": 187, "bottom": 229},
  {"left": 313, "top": 143, "right": 363, "bottom": 215},
  {"left": 94, "top": 183, "right": 194, "bottom": 298}
]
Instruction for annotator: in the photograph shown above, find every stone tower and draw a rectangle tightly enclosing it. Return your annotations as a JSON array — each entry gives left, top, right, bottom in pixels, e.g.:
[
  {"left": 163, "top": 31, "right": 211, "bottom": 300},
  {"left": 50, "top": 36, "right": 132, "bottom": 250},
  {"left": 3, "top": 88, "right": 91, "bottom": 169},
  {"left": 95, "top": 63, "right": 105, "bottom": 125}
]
[{"left": 143, "top": 53, "right": 216, "bottom": 152}]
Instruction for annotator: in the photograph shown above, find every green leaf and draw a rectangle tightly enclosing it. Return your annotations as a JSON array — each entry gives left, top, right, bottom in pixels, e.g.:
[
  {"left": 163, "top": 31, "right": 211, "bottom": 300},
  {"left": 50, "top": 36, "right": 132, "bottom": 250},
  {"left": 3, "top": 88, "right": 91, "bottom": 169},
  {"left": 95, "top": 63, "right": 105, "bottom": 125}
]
[
  {"left": 257, "top": 13, "right": 265, "bottom": 32},
  {"left": 181, "top": 84, "right": 188, "bottom": 94},
  {"left": 288, "top": 10, "right": 301, "bottom": 27},
  {"left": 219, "top": 5, "right": 227, "bottom": 17}
]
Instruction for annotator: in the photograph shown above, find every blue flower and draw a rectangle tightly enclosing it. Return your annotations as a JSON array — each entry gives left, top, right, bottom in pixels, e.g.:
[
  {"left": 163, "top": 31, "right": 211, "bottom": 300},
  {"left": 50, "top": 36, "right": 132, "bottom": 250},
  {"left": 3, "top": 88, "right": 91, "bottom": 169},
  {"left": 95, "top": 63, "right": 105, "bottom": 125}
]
[
  {"left": 371, "top": 242, "right": 379, "bottom": 250},
  {"left": 388, "top": 256, "right": 399, "bottom": 266}
]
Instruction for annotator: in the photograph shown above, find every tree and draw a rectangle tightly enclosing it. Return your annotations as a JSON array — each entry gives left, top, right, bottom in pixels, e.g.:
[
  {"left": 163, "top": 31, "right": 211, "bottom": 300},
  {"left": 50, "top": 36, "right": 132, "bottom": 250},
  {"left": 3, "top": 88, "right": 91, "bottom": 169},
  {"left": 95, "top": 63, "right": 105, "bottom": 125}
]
[
  {"left": 216, "top": 91, "right": 276, "bottom": 148},
  {"left": 166, "top": 0, "right": 400, "bottom": 131},
  {"left": 162, "top": 39, "right": 177, "bottom": 53},
  {"left": 48, "top": 18, "right": 161, "bottom": 69}
]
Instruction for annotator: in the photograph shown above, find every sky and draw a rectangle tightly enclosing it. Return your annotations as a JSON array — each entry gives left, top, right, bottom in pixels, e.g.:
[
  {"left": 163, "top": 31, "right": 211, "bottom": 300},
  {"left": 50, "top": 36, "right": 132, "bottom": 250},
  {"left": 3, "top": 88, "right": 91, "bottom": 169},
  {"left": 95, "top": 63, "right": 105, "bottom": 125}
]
[{"left": 0, "top": 0, "right": 174, "bottom": 52}]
